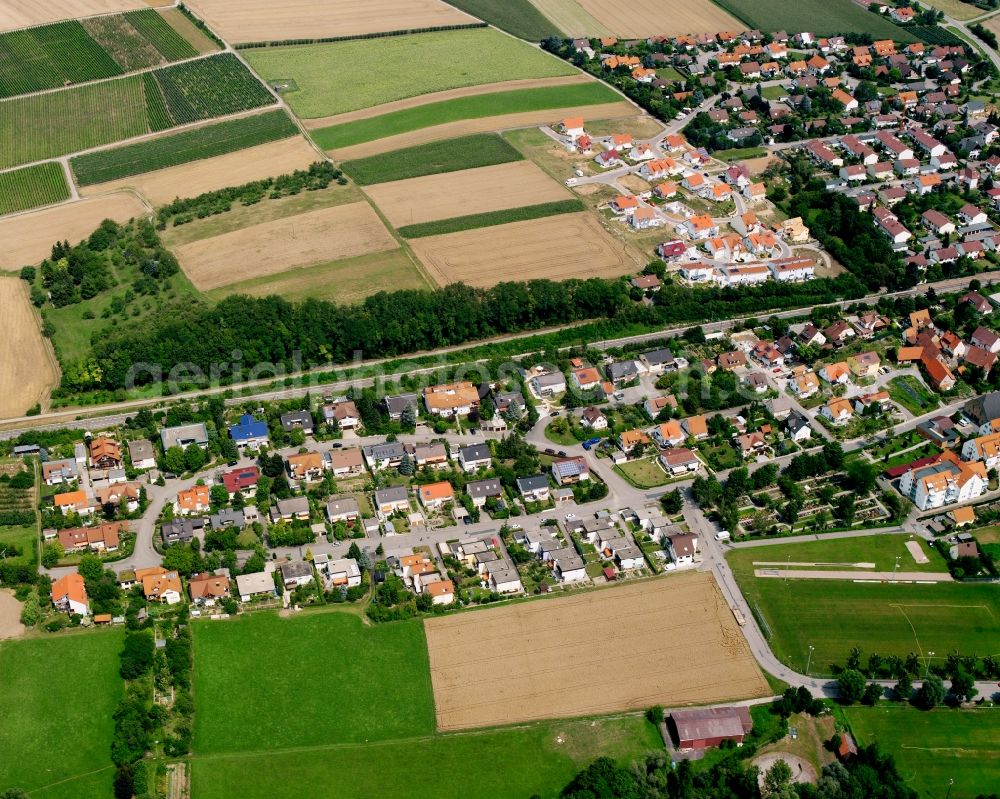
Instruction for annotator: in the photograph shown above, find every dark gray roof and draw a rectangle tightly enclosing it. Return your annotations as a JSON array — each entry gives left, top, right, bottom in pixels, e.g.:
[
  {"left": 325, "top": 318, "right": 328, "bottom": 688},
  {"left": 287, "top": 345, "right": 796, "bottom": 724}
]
[
  {"left": 280, "top": 561, "right": 313, "bottom": 580},
  {"left": 280, "top": 410, "right": 314, "bottom": 431},
  {"left": 965, "top": 391, "right": 1000, "bottom": 424},
  {"left": 459, "top": 444, "right": 492, "bottom": 462},
  {"left": 467, "top": 478, "right": 502, "bottom": 498},
  {"left": 162, "top": 518, "right": 206, "bottom": 544},
  {"left": 209, "top": 509, "right": 245, "bottom": 529},
  {"left": 385, "top": 394, "right": 418, "bottom": 416},
  {"left": 607, "top": 361, "right": 639, "bottom": 381},
  {"left": 517, "top": 474, "right": 549, "bottom": 493},
  {"left": 363, "top": 441, "right": 406, "bottom": 461},
  {"left": 642, "top": 348, "right": 675, "bottom": 366},
  {"left": 374, "top": 485, "right": 409, "bottom": 504}
]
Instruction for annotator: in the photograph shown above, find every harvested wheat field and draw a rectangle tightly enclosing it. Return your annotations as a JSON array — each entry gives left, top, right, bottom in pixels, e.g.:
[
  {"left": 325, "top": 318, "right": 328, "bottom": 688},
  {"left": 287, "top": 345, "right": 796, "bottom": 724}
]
[
  {"left": 411, "top": 212, "right": 631, "bottom": 287},
  {"left": 174, "top": 202, "right": 398, "bottom": 291},
  {"left": 182, "top": 0, "right": 476, "bottom": 43},
  {"left": 577, "top": 0, "right": 742, "bottom": 37},
  {"left": 0, "top": 193, "right": 147, "bottom": 272},
  {"left": 0, "top": 278, "right": 59, "bottom": 419},
  {"left": 332, "top": 102, "right": 634, "bottom": 160},
  {"left": 529, "top": 0, "right": 613, "bottom": 37},
  {"left": 0, "top": 0, "right": 145, "bottom": 32},
  {"left": 425, "top": 573, "right": 769, "bottom": 731},
  {"left": 366, "top": 161, "right": 570, "bottom": 227},
  {"left": 82, "top": 137, "right": 320, "bottom": 207},
  {"left": 302, "top": 75, "right": 592, "bottom": 130}
]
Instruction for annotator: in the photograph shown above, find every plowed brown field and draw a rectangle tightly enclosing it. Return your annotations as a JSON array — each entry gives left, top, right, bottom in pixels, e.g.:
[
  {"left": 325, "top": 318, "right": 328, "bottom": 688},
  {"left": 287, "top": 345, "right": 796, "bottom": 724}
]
[
  {"left": 0, "top": 278, "right": 59, "bottom": 419},
  {"left": 0, "top": 0, "right": 145, "bottom": 32},
  {"left": 410, "top": 212, "right": 633, "bottom": 287},
  {"left": 329, "top": 102, "right": 635, "bottom": 160},
  {"left": 0, "top": 193, "right": 148, "bottom": 271},
  {"left": 173, "top": 201, "right": 398, "bottom": 291},
  {"left": 365, "top": 161, "right": 570, "bottom": 227},
  {"left": 182, "top": 0, "right": 476, "bottom": 43},
  {"left": 81, "top": 136, "right": 320, "bottom": 207},
  {"left": 425, "top": 573, "right": 770, "bottom": 730}
]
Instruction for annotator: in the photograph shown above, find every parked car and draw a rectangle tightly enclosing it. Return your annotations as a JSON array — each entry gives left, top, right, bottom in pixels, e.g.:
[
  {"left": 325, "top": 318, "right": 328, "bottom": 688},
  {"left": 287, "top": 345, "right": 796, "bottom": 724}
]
[{"left": 582, "top": 437, "right": 602, "bottom": 450}]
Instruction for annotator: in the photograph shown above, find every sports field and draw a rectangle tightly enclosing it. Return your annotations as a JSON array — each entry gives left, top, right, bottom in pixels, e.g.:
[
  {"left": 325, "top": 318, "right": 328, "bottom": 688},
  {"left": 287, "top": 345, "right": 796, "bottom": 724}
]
[
  {"left": 192, "top": 612, "right": 435, "bottom": 753},
  {"left": 182, "top": 0, "right": 478, "bottom": 44},
  {"left": 0, "top": 192, "right": 147, "bottom": 271},
  {"left": 0, "top": 162, "right": 70, "bottom": 216},
  {"left": 0, "top": 630, "right": 123, "bottom": 799},
  {"left": 728, "top": 544, "right": 1000, "bottom": 675},
  {"left": 365, "top": 160, "right": 570, "bottom": 227},
  {"left": 206, "top": 249, "right": 430, "bottom": 305},
  {"left": 844, "top": 706, "right": 1000, "bottom": 799},
  {"left": 191, "top": 714, "right": 662, "bottom": 799},
  {"left": 80, "top": 136, "right": 319, "bottom": 206},
  {"left": 711, "top": 0, "right": 917, "bottom": 40},
  {"left": 173, "top": 201, "right": 398, "bottom": 291},
  {"left": 410, "top": 211, "right": 634, "bottom": 288},
  {"left": 575, "top": 0, "right": 742, "bottom": 37},
  {"left": 0, "top": 277, "right": 60, "bottom": 419},
  {"left": 311, "top": 82, "right": 620, "bottom": 149},
  {"left": 0, "top": 0, "right": 145, "bottom": 33},
  {"left": 425, "top": 574, "right": 769, "bottom": 730},
  {"left": 244, "top": 28, "right": 576, "bottom": 118}
]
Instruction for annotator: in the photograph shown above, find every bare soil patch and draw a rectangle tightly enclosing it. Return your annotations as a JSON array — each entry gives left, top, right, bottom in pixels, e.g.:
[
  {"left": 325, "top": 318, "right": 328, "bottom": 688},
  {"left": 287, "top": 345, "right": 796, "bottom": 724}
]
[
  {"left": 330, "top": 102, "right": 635, "bottom": 160},
  {"left": 173, "top": 202, "right": 398, "bottom": 291},
  {"left": 0, "top": 0, "right": 145, "bottom": 32},
  {"left": 366, "top": 161, "right": 569, "bottom": 227},
  {"left": 82, "top": 136, "right": 321, "bottom": 208},
  {"left": 742, "top": 156, "right": 779, "bottom": 176},
  {"left": 618, "top": 174, "right": 651, "bottom": 194},
  {"left": 576, "top": 0, "right": 742, "bottom": 37},
  {"left": 753, "top": 753, "right": 817, "bottom": 786},
  {"left": 424, "top": 573, "right": 770, "bottom": 731},
  {"left": 182, "top": 0, "right": 476, "bottom": 43},
  {"left": 584, "top": 115, "right": 665, "bottom": 139},
  {"left": 0, "top": 193, "right": 147, "bottom": 272},
  {"left": 0, "top": 590, "right": 25, "bottom": 640},
  {"left": 411, "top": 212, "right": 633, "bottom": 288},
  {"left": 303, "top": 75, "right": 592, "bottom": 130},
  {"left": 0, "top": 277, "right": 59, "bottom": 419}
]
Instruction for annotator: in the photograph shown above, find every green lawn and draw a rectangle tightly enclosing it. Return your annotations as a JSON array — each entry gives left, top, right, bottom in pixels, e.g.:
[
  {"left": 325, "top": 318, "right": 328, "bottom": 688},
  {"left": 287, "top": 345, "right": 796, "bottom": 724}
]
[
  {"left": 192, "top": 612, "right": 435, "bottom": 754},
  {"left": 341, "top": 133, "right": 523, "bottom": 185},
  {"left": 0, "top": 630, "right": 123, "bottom": 799},
  {"left": 844, "top": 706, "right": 1000, "bottom": 799},
  {"left": 0, "top": 524, "right": 38, "bottom": 564},
  {"left": 887, "top": 375, "right": 940, "bottom": 415},
  {"left": 728, "top": 534, "right": 948, "bottom": 576},
  {"left": 311, "top": 82, "right": 619, "bottom": 149},
  {"left": 728, "top": 562, "right": 1000, "bottom": 675},
  {"left": 441, "top": 0, "right": 564, "bottom": 40},
  {"left": 710, "top": 0, "right": 916, "bottom": 40},
  {"left": 714, "top": 146, "right": 768, "bottom": 162},
  {"left": 615, "top": 458, "right": 669, "bottom": 488},
  {"left": 245, "top": 28, "right": 575, "bottom": 118},
  {"left": 191, "top": 715, "right": 662, "bottom": 799},
  {"left": 761, "top": 85, "right": 787, "bottom": 101}
]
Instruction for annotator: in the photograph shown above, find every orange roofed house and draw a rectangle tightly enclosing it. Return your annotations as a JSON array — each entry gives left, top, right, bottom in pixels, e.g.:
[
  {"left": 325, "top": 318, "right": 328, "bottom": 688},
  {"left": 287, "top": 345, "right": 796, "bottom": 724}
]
[
  {"left": 423, "top": 382, "right": 479, "bottom": 418},
  {"left": 137, "top": 566, "right": 182, "bottom": 604},
  {"left": 51, "top": 572, "right": 89, "bottom": 616},
  {"left": 175, "top": 484, "right": 210, "bottom": 515},
  {"left": 418, "top": 481, "right": 454, "bottom": 509},
  {"left": 88, "top": 437, "right": 122, "bottom": 470},
  {"left": 188, "top": 572, "right": 230, "bottom": 606}
]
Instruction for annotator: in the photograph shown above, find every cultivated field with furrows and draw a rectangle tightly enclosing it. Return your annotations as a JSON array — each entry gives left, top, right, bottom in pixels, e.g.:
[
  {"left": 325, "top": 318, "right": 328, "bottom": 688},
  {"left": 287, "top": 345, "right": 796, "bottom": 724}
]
[
  {"left": 0, "top": 277, "right": 59, "bottom": 419},
  {"left": 81, "top": 135, "right": 320, "bottom": 206},
  {"left": 410, "top": 212, "right": 633, "bottom": 287},
  {"left": 365, "top": 161, "right": 570, "bottom": 227},
  {"left": 172, "top": 202, "right": 399, "bottom": 291},
  {"left": 181, "top": 0, "right": 477, "bottom": 43},
  {"left": 302, "top": 75, "right": 593, "bottom": 131},
  {"left": 0, "top": 0, "right": 145, "bottom": 33},
  {"left": 535, "top": 0, "right": 742, "bottom": 37},
  {"left": 425, "top": 573, "right": 770, "bottom": 730},
  {"left": 0, "top": 192, "right": 147, "bottom": 271},
  {"left": 331, "top": 102, "right": 634, "bottom": 160}
]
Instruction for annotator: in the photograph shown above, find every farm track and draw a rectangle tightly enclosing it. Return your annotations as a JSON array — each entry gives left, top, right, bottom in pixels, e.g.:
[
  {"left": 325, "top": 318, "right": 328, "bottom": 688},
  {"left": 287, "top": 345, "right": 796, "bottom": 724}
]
[{"left": 301, "top": 74, "right": 593, "bottom": 130}]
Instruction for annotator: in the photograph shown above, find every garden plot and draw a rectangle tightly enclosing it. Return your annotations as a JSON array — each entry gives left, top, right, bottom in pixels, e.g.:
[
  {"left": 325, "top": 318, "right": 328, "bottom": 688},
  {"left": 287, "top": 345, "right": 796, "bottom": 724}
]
[
  {"left": 81, "top": 135, "right": 319, "bottom": 206},
  {"left": 409, "top": 212, "right": 633, "bottom": 287},
  {"left": 172, "top": 201, "right": 398, "bottom": 291},
  {"left": 0, "top": 277, "right": 59, "bottom": 420},
  {"left": 0, "top": 0, "right": 144, "bottom": 33},
  {"left": 0, "top": 191, "right": 147, "bottom": 271},
  {"left": 183, "top": 0, "right": 477, "bottom": 43},
  {"left": 424, "top": 572, "right": 770, "bottom": 730},
  {"left": 365, "top": 161, "right": 569, "bottom": 227}
]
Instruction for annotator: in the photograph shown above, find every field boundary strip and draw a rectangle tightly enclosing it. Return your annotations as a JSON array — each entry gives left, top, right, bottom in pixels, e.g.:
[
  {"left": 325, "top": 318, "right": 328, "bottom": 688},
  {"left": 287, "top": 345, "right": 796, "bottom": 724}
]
[{"left": 234, "top": 22, "right": 487, "bottom": 49}]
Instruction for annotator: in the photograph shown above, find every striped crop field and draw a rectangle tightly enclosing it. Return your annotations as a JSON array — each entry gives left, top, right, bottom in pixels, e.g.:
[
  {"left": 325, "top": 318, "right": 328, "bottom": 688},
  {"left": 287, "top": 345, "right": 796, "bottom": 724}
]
[
  {"left": 0, "top": 53, "right": 275, "bottom": 169},
  {"left": 71, "top": 110, "right": 298, "bottom": 185},
  {"left": 0, "top": 10, "right": 201, "bottom": 99},
  {"left": 0, "top": 162, "right": 70, "bottom": 216}
]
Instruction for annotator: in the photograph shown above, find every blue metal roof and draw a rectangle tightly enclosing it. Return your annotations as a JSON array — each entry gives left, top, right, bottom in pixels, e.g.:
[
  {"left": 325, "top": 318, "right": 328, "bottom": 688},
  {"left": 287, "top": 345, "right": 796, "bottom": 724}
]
[{"left": 229, "top": 414, "right": 268, "bottom": 442}]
